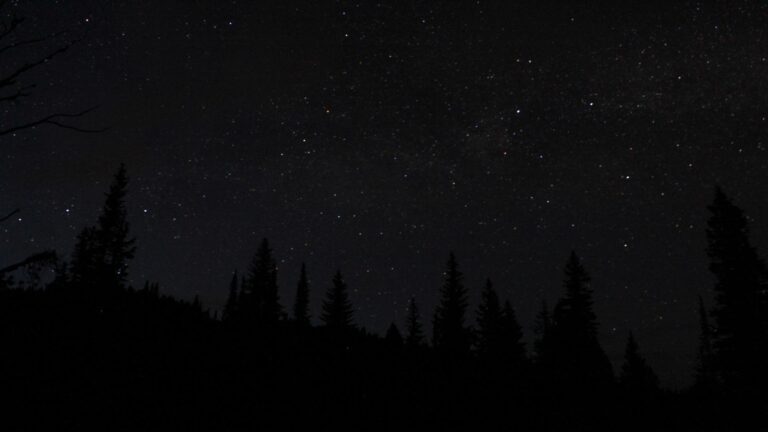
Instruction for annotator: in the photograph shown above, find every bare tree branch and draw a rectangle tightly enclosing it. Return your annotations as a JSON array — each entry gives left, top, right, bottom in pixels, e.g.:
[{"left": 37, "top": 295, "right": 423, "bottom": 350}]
[
  {"left": 0, "top": 15, "right": 22, "bottom": 42},
  {"left": 0, "top": 208, "right": 19, "bottom": 223},
  {"left": 0, "top": 2, "right": 104, "bottom": 137},
  {"left": 0, "top": 42, "right": 71, "bottom": 91},
  {"left": 0, "top": 35, "right": 51, "bottom": 56},
  {"left": 0, "top": 106, "right": 108, "bottom": 136},
  {"left": 0, "top": 250, "right": 56, "bottom": 275},
  {"left": 0, "top": 83, "right": 34, "bottom": 102}
]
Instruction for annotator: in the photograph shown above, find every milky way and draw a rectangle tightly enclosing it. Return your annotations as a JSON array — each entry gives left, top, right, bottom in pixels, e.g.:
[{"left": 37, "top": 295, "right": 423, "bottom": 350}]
[{"left": 3, "top": 1, "right": 768, "bottom": 387}]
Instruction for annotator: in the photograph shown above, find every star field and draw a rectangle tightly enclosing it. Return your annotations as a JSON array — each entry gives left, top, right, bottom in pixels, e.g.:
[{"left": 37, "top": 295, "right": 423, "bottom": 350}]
[{"left": 3, "top": 1, "right": 768, "bottom": 387}]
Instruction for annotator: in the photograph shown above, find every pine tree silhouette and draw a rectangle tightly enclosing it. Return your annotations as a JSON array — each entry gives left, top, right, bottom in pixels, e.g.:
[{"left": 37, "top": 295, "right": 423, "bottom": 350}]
[
  {"left": 476, "top": 278, "right": 503, "bottom": 357},
  {"left": 500, "top": 300, "right": 526, "bottom": 364},
  {"left": 386, "top": 322, "right": 403, "bottom": 347},
  {"left": 242, "top": 238, "right": 282, "bottom": 326},
  {"left": 533, "top": 299, "right": 552, "bottom": 362},
  {"left": 706, "top": 187, "right": 768, "bottom": 388},
  {"left": 554, "top": 252, "right": 598, "bottom": 339},
  {"left": 432, "top": 252, "right": 470, "bottom": 356},
  {"left": 619, "top": 332, "right": 658, "bottom": 393},
  {"left": 67, "top": 165, "right": 135, "bottom": 298},
  {"left": 48, "top": 259, "right": 69, "bottom": 293},
  {"left": 321, "top": 270, "right": 354, "bottom": 331},
  {"left": 548, "top": 251, "right": 613, "bottom": 385},
  {"left": 695, "top": 295, "right": 715, "bottom": 390},
  {"left": 70, "top": 226, "right": 99, "bottom": 291},
  {"left": 222, "top": 270, "right": 239, "bottom": 322},
  {"left": 405, "top": 296, "right": 424, "bottom": 348},
  {"left": 293, "top": 263, "right": 310, "bottom": 325},
  {"left": 94, "top": 163, "right": 136, "bottom": 290}
]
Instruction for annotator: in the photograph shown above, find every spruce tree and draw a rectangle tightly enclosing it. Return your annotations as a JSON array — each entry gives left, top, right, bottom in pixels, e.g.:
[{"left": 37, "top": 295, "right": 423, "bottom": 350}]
[
  {"left": 533, "top": 299, "right": 552, "bottom": 362},
  {"left": 549, "top": 251, "right": 613, "bottom": 385},
  {"left": 48, "top": 259, "right": 69, "bottom": 293},
  {"left": 405, "top": 296, "right": 424, "bottom": 348},
  {"left": 554, "top": 252, "right": 598, "bottom": 340},
  {"left": 432, "top": 252, "right": 470, "bottom": 356},
  {"left": 619, "top": 332, "right": 658, "bottom": 393},
  {"left": 695, "top": 295, "right": 715, "bottom": 389},
  {"left": 293, "top": 263, "right": 310, "bottom": 325},
  {"left": 95, "top": 163, "right": 136, "bottom": 290},
  {"left": 476, "top": 278, "right": 503, "bottom": 356},
  {"left": 70, "top": 226, "right": 99, "bottom": 290},
  {"left": 500, "top": 300, "right": 526, "bottom": 364},
  {"left": 705, "top": 187, "right": 768, "bottom": 386},
  {"left": 243, "top": 238, "right": 282, "bottom": 325},
  {"left": 222, "top": 270, "right": 239, "bottom": 322},
  {"left": 386, "top": 322, "right": 403, "bottom": 346},
  {"left": 321, "top": 270, "right": 354, "bottom": 331}
]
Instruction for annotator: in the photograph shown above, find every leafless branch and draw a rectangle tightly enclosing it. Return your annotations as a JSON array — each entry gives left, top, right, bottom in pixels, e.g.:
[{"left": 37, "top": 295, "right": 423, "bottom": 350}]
[
  {"left": 0, "top": 83, "right": 34, "bottom": 102},
  {"left": 0, "top": 35, "right": 47, "bottom": 55},
  {"left": 0, "top": 42, "right": 72, "bottom": 91},
  {"left": 0, "top": 106, "right": 108, "bottom": 136},
  {"left": 0, "top": 15, "right": 22, "bottom": 42},
  {"left": 0, "top": 2, "right": 103, "bottom": 137},
  {"left": 0, "top": 250, "right": 57, "bottom": 275},
  {"left": 0, "top": 208, "right": 19, "bottom": 223}
]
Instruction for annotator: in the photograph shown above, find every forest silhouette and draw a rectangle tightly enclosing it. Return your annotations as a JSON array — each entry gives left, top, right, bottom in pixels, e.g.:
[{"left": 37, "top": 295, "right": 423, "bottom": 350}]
[{"left": 1, "top": 165, "right": 766, "bottom": 431}]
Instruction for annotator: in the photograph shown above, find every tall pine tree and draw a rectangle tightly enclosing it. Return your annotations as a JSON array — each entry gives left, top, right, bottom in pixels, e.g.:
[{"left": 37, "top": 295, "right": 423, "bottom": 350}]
[
  {"left": 69, "top": 164, "right": 135, "bottom": 296},
  {"left": 222, "top": 270, "right": 239, "bottom": 322},
  {"left": 553, "top": 252, "right": 597, "bottom": 340},
  {"left": 432, "top": 252, "right": 470, "bottom": 356},
  {"left": 500, "top": 300, "right": 526, "bottom": 365},
  {"left": 70, "top": 226, "right": 99, "bottom": 291},
  {"left": 619, "top": 332, "right": 658, "bottom": 393},
  {"left": 293, "top": 263, "right": 310, "bottom": 325},
  {"left": 548, "top": 251, "right": 613, "bottom": 385},
  {"left": 476, "top": 278, "right": 503, "bottom": 357},
  {"left": 385, "top": 322, "right": 403, "bottom": 347},
  {"left": 405, "top": 296, "right": 424, "bottom": 348},
  {"left": 695, "top": 295, "right": 715, "bottom": 390},
  {"left": 533, "top": 299, "right": 552, "bottom": 362},
  {"left": 705, "top": 187, "right": 768, "bottom": 387},
  {"left": 321, "top": 270, "right": 354, "bottom": 331},
  {"left": 242, "top": 238, "right": 282, "bottom": 326},
  {"left": 95, "top": 163, "right": 136, "bottom": 290}
]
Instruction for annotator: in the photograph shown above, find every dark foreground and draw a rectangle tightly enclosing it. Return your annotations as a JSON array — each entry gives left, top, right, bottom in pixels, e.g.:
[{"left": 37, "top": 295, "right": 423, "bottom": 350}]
[{"left": 0, "top": 286, "right": 762, "bottom": 431}]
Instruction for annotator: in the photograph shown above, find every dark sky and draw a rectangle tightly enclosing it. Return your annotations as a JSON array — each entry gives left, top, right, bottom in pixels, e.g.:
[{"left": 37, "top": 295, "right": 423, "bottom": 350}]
[{"left": 3, "top": 0, "right": 768, "bottom": 387}]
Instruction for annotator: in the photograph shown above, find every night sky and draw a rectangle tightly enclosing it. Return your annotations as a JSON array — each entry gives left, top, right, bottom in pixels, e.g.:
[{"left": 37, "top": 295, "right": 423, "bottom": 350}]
[{"left": 3, "top": 1, "right": 768, "bottom": 387}]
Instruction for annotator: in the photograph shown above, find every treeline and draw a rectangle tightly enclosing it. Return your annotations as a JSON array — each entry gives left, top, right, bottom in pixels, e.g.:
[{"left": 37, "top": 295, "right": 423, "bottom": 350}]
[{"left": 0, "top": 165, "right": 766, "bottom": 430}]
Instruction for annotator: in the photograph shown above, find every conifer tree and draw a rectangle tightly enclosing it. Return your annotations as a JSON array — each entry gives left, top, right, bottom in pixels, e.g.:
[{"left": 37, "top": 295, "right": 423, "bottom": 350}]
[
  {"left": 149, "top": 282, "right": 159, "bottom": 297},
  {"left": 619, "top": 332, "right": 658, "bottom": 393},
  {"left": 48, "top": 259, "right": 69, "bottom": 293},
  {"left": 386, "top": 322, "right": 403, "bottom": 346},
  {"left": 293, "top": 263, "right": 310, "bottom": 325},
  {"left": 70, "top": 226, "right": 99, "bottom": 290},
  {"left": 695, "top": 295, "right": 715, "bottom": 389},
  {"left": 95, "top": 163, "right": 136, "bottom": 290},
  {"left": 432, "top": 252, "right": 470, "bottom": 356},
  {"left": 533, "top": 299, "right": 552, "bottom": 362},
  {"left": 222, "top": 271, "right": 239, "bottom": 322},
  {"left": 500, "top": 300, "right": 526, "bottom": 364},
  {"left": 243, "top": 238, "right": 282, "bottom": 325},
  {"left": 476, "top": 278, "right": 503, "bottom": 356},
  {"left": 705, "top": 187, "right": 768, "bottom": 386},
  {"left": 405, "top": 296, "right": 424, "bottom": 348},
  {"left": 553, "top": 252, "right": 598, "bottom": 340},
  {"left": 321, "top": 270, "right": 354, "bottom": 331},
  {"left": 548, "top": 252, "right": 613, "bottom": 384}
]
